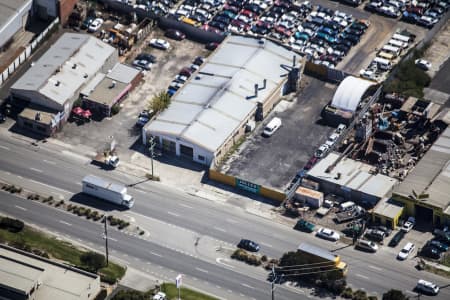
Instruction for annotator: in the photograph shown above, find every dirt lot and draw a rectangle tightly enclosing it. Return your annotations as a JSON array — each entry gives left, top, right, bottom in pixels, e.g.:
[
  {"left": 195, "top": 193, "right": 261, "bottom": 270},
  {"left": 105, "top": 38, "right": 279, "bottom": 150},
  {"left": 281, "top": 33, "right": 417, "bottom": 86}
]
[{"left": 56, "top": 28, "right": 210, "bottom": 161}]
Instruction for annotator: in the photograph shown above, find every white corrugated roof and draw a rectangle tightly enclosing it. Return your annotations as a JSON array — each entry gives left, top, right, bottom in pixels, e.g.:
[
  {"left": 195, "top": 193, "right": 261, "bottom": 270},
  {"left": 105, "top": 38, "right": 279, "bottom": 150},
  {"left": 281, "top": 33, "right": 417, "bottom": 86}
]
[
  {"left": 146, "top": 35, "right": 299, "bottom": 153},
  {"left": 331, "top": 76, "right": 376, "bottom": 112}
]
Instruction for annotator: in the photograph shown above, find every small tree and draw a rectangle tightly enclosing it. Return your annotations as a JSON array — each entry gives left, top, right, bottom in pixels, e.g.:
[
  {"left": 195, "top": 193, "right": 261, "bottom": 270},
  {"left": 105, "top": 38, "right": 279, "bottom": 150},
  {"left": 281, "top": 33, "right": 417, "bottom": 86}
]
[
  {"left": 80, "top": 251, "right": 106, "bottom": 272},
  {"left": 382, "top": 289, "right": 408, "bottom": 300},
  {"left": 149, "top": 91, "right": 171, "bottom": 113}
]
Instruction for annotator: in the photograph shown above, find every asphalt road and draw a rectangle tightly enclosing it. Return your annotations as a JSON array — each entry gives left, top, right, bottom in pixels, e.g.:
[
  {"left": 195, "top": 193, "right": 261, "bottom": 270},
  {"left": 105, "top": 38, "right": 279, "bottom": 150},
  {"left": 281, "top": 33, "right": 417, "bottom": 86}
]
[{"left": 0, "top": 135, "right": 449, "bottom": 299}]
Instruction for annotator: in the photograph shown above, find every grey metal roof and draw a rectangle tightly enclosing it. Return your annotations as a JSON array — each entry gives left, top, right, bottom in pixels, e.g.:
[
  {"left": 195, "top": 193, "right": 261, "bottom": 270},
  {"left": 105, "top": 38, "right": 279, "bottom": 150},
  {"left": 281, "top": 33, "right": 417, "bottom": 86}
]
[
  {"left": 297, "top": 243, "right": 338, "bottom": 262},
  {"left": 146, "top": 35, "right": 300, "bottom": 153},
  {"left": 393, "top": 127, "right": 450, "bottom": 209},
  {"left": 0, "top": 0, "right": 31, "bottom": 34},
  {"left": 11, "top": 33, "right": 116, "bottom": 107},
  {"left": 373, "top": 198, "right": 404, "bottom": 219},
  {"left": 308, "top": 152, "right": 398, "bottom": 199},
  {"left": 107, "top": 63, "right": 140, "bottom": 84}
]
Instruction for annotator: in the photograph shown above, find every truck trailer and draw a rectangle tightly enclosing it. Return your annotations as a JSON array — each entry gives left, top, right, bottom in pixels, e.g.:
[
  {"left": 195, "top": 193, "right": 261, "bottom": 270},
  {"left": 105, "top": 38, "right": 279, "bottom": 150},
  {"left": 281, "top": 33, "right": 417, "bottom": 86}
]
[
  {"left": 297, "top": 243, "right": 348, "bottom": 277},
  {"left": 82, "top": 175, "right": 134, "bottom": 208}
]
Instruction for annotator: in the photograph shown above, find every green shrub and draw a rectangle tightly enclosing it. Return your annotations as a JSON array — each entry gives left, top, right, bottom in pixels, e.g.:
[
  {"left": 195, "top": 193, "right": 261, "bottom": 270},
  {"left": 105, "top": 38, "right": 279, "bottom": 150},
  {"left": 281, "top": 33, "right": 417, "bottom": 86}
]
[
  {"left": 353, "top": 290, "right": 368, "bottom": 300},
  {"left": 101, "top": 274, "right": 117, "bottom": 284},
  {"left": 94, "top": 289, "right": 108, "bottom": 300},
  {"left": 342, "top": 287, "right": 353, "bottom": 299},
  {"left": 80, "top": 251, "right": 106, "bottom": 272},
  {"left": 368, "top": 296, "right": 378, "bottom": 300},
  {"left": 261, "top": 255, "right": 268, "bottom": 262},
  {"left": 111, "top": 104, "right": 121, "bottom": 115},
  {"left": 0, "top": 217, "right": 25, "bottom": 232}
]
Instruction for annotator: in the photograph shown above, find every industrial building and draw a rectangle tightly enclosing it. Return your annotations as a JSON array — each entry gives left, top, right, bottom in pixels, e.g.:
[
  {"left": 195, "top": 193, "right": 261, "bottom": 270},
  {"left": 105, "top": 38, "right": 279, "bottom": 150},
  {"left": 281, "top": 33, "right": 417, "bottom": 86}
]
[
  {"left": 81, "top": 63, "right": 142, "bottom": 117},
  {"left": 9, "top": 33, "right": 145, "bottom": 135},
  {"left": 143, "top": 35, "right": 300, "bottom": 166},
  {"left": 307, "top": 152, "right": 398, "bottom": 207},
  {"left": 391, "top": 127, "right": 450, "bottom": 227},
  {"left": 0, "top": 0, "right": 33, "bottom": 50},
  {"left": 322, "top": 76, "right": 378, "bottom": 125},
  {"left": 0, "top": 244, "right": 100, "bottom": 300}
]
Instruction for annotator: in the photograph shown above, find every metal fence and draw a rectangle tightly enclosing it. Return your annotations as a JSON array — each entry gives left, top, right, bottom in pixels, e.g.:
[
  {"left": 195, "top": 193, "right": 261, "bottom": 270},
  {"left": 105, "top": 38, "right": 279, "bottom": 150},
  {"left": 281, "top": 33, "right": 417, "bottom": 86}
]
[{"left": 0, "top": 18, "right": 59, "bottom": 87}]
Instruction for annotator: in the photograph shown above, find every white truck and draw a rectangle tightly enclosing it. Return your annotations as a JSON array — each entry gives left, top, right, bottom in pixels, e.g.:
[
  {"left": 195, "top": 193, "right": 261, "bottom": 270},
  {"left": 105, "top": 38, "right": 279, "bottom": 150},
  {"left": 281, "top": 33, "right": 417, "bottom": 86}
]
[{"left": 82, "top": 175, "right": 134, "bottom": 208}]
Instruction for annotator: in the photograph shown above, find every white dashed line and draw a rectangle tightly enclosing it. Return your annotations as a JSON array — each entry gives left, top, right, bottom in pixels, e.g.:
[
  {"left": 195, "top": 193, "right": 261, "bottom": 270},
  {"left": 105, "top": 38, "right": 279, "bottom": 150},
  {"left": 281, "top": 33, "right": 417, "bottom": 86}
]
[
  {"left": 0, "top": 145, "right": 9, "bottom": 150},
  {"left": 356, "top": 273, "right": 369, "bottom": 279},
  {"left": 369, "top": 265, "right": 382, "bottom": 271},
  {"left": 43, "top": 159, "right": 56, "bottom": 165},
  {"left": 15, "top": 205, "right": 27, "bottom": 211},
  {"left": 179, "top": 203, "right": 193, "bottom": 209},
  {"left": 226, "top": 218, "right": 239, "bottom": 224},
  {"left": 150, "top": 251, "right": 163, "bottom": 257},
  {"left": 195, "top": 267, "right": 209, "bottom": 273},
  {"left": 108, "top": 237, "right": 118, "bottom": 242},
  {"left": 167, "top": 211, "right": 180, "bottom": 217},
  {"left": 261, "top": 242, "right": 273, "bottom": 248},
  {"left": 213, "top": 226, "right": 227, "bottom": 233},
  {"left": 30, "top": 167, "right": 43, "bottom": 173},
  {"left": 59, "top": 220, "right": 72, "bottom": 226},
  {"left": 241, "top": 283, "right": 255, "bottom": 289}
]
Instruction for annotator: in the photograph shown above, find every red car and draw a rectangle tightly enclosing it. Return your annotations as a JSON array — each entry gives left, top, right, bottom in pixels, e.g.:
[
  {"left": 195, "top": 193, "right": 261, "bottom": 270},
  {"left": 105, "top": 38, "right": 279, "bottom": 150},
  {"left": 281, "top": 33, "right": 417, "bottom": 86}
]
[
  {"left": 240, "top": 9, "right": 258, "bottom": 20},
  {"left": 304, "top": 156, "right": 319, "bottom": 170}
]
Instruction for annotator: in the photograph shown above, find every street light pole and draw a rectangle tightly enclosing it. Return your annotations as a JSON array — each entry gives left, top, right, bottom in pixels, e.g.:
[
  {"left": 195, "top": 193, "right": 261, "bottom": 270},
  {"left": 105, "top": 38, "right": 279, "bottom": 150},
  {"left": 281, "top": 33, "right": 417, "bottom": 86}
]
[
  {"left": 148, "top": 136, "right": 155, "bottom": 179},
  {"left": 103, "top": 215, "right": 109, "bottom": 266},
  {"left": 271, "top": 265, "right": 283, "bottom": 300}
]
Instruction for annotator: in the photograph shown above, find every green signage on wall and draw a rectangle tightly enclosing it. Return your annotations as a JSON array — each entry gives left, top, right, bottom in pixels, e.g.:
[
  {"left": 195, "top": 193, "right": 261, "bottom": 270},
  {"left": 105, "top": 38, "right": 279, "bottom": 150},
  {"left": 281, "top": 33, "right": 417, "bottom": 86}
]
[{"left": 236, "top": 178, "right": 260, "bottom": 194}]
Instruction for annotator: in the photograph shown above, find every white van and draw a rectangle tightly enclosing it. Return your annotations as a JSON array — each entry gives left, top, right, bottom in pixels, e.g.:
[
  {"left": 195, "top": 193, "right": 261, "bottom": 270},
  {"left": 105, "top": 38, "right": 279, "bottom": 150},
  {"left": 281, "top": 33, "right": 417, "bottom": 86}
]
[
  {"left": 263, "top": 117, "right": 282, "bottom": 137},
  {"left": 392, "top": 33, "right": 411, "bottom": 44},
  {"left": 339, "top": 201, "right": 355, "bottom": 212},
  {"left": 388, "top": 38, "right": 408, "bottom": 49},
  {"left": 373, "top": 57, "right": 392, "bottom": 71},
  {"left": 382, "top": 45, "right": 401, "bottom": 57}
]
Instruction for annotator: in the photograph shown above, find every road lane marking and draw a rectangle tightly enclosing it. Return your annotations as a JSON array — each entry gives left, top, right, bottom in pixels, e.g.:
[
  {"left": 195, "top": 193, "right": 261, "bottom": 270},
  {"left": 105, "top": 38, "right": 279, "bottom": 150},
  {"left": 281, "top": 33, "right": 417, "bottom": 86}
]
[
  {"left": 179, "top": 203, "right": 193, "bottom": 209},
  {"left": 108, "top": 237, "right": 118, "bottom": 242},
  {"left": 150, "top": 251, "right": 163, "bottom": 257},
  {"left": 369, "top": 265, "right": 382, "bottom": 271},
  {"left": 30, "top": 167, "right": 43, "bottom": 173},
  {"left": 0, "top": 145, "right": 9, "bottom": 150},
  {"left": 355, "top": 273, "right": 369, "bottom": 279},
  {"left": 28, "top": 179, "right": 72, "bottom": 194},
  {"left": 213, "top": 226, "right": 227, "bottom": 233},
  {"left": 167, "top": 211, "right": 180, "bottom": 217},
  {"left": 15, "top": 205, "right": 27, "bottom": 211},
  {"left": 226, "top": 218, "right": 239, "bottom": 224},
  {"left": 195, "top": 267, "right": 209, "bottom": 273},
  {"left": 261, "top": 242, "right": 273, "bottom": 248},
  {"left": 59, "top": 220, "right": 72, "bottom": 226},
  {"left": 216, "top": 258, "right": 235, "bottom": 269},
  {"left": 43, "top": 159, "right": 56, "bottom": 165},
  {"left": 241, "top": 283, "right": 255, "bottom": 289}
]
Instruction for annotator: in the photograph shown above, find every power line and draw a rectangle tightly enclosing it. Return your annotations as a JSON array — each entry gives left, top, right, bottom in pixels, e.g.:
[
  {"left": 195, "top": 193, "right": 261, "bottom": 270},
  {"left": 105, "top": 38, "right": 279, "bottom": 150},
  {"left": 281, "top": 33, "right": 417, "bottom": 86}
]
[{"left": 277, "top": 260, "right": 337, "bottom": 269}]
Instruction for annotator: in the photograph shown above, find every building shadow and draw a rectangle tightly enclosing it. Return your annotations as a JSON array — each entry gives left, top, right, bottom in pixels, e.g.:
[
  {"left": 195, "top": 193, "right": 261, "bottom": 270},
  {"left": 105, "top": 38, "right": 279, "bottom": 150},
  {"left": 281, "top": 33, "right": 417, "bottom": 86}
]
[{"left": 8, "top": 122, "right": 48, "bottom": 142}]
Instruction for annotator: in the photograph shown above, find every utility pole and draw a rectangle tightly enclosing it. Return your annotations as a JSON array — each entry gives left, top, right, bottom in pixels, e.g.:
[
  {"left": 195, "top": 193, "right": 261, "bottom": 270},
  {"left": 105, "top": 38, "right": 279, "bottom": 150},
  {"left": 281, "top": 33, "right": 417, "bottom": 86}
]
[
  {"left": 148, "top": 136, "right": 155, "bottom": 179},
  {"left": 271, "top": 265, "right": 283, "bottom": 300},
  {"left": 103, "top": 215, "right": 109, "bottom": 266}
]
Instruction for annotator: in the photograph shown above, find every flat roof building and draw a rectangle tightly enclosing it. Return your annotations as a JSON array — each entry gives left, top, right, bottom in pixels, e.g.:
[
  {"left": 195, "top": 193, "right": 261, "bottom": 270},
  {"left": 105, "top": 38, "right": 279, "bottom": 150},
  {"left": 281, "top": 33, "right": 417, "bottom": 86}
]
[
  {"left": 143, "top": 35, "right": 300, "bottom": 166},
  {"left": 0, "top": 244, "right": 101, "bottom": 300},
  {"left": 0, "top": 0, "right": 32, "bottom": 49},
  {"left": 307, "top": 152, "right": 398, "bottom": 206}
]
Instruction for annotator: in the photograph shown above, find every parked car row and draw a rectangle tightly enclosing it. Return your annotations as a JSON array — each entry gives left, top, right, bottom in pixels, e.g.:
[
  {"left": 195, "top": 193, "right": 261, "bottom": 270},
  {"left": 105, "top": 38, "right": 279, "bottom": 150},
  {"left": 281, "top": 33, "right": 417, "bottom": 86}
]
[
  {"left": 167, "top": 56, "right": 205, "bottom": 96},
  {"left": 132, "top": 52, "right": 157, "bottom": 71},
  {"left": 311, "top": 123, "right": 346, "bottom": 161}
]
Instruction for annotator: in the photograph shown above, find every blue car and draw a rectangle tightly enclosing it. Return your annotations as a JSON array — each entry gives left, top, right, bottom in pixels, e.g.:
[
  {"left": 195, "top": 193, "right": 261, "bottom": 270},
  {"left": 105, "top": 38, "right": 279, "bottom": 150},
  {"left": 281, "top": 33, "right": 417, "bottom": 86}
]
[{"left": 402, "top": 11, "right": 419, "bottom": 24}]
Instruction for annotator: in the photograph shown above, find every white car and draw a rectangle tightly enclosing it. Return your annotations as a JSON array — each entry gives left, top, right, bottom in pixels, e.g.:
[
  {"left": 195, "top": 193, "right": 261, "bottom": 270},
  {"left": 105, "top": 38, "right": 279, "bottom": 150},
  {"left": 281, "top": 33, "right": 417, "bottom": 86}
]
[
  {"left": 174, "top": 74, "right": 188, "bottom": 83},
  {"left": 336, "top": 123, "right": 347, "bottom": 135},
  {"left": 416, "top": 279, "right": 440, "bottom": 295},
  {"left": 314, "top": 144, "right": 330, "bottom": 158},
  {"left": 88, "top": 18, "right": 103, "bottom": 32},
  {"left": 149, "top": 38, "right": 170, "bottom": 50},
  {"left": 316, "top": 228, "right": 340, "bottom": 241},
  {"left": 153, "top": 292, "right": 167, "bottom": 300},
  {"left": 415, "top": 59, "right": 432, "bottom": 70},
  {"left": 401, "top": 217, "right": 415, "bottom": 232},
  {"left": 397, "top": 242, "right": 415, "bottom": 260},
  {"left": 325, "top": 133, "right": 340, "bottom": 147},
  {"left": 360, "top": 69, "right": 377, "bottom": 81}
]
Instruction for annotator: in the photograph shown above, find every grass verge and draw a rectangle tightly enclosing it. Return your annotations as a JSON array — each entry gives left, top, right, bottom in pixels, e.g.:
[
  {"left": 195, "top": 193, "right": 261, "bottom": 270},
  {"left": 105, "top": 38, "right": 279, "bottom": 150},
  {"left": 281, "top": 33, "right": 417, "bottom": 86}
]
[
  {"left": 0, "top": 224, "right": 125, "bottom": 283},
  {"left": 161, "top": 283, "right": 219, "bottom": 300}
]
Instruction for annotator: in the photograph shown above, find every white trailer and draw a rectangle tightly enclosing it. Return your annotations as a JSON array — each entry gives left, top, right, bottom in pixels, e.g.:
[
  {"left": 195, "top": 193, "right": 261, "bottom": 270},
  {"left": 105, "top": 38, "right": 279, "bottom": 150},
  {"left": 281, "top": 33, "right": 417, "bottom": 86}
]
[{"left": 82, "top": 175, "right": 134, "bottom": 208}]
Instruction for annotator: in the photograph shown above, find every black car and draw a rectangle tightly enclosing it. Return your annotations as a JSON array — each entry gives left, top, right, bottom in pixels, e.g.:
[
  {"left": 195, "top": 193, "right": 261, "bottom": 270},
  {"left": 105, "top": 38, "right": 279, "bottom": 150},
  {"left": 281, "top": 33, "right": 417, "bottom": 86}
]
[
  {"left": 421, "top": 246, "right": 442, "bottom": 259},
  {"left": 333, "top": 43, "right": 350, "bottom": 55},
  {"left": 345, "top": 27, "right": 364, "bottom": 36},
  {"left": 193, "top": 56, "right": 205, "bottom": 66},
  {"left": 350, "top": 22, "right": 367, "bottom": 32},
  {"left": 205, "top": 42, "right": 219, "bottom": 50},
  {"left": 339, "top": 38, "right": 353, "bottom": 48},
  {"left": 136, "top": 53, "right": 156, "bottom": 63},
  {"left": 341, "top": 33, "right": 360, "bottom": 45},
  {"left": 388, "top": 230, "right": 405, "bottom": 247},
  {"left": 238, "top": 239, "right": 260, "bottom": 252},
  {"left": 208, "top": 21, "right": 227, "bottom": 31},
  {"left": 165, "top": 29, "right": 186, "bottom": 41},
  {"left": 251, "top": 25, "right": 270, "bottom": 35},
  {"left": 375, "top": 225, "right": 392, "bottom": 237},
  {"left": 244, "top": 3, "right": 263, "bottom": 14},
  {"left": 213, "top": 15, "right": 232, "bottom": 25}
]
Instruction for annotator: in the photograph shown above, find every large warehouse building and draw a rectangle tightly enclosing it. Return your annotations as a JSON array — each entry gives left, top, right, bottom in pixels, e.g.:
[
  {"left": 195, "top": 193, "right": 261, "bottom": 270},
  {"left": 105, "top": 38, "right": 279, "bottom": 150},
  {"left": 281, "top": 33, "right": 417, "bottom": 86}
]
[
  {"left": 0, "top": 0, "right": 32, "bottom": 50},
  {"left": 143, "top": 36, "right": 300, "bottom": 166},
  {"left": 392, "top": 127, "right": 450, "bottom": 227}
]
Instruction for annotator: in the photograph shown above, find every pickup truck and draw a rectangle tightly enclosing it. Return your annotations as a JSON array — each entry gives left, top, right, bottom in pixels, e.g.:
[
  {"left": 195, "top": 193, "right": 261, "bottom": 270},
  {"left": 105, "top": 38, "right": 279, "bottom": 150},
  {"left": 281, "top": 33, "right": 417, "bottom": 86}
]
[{"left": 92, "top": 153, "right": 120, "bottom": 169}]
